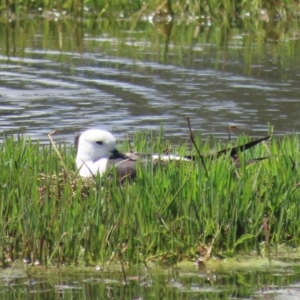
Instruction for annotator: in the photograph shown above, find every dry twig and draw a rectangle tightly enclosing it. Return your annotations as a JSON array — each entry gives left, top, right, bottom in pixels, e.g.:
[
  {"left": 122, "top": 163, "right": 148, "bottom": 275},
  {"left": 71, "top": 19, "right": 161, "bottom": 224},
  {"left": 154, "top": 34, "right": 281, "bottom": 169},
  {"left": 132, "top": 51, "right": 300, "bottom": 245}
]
[
  {"left": 48, "top": 130, "right": 69, "bottom": 175},
  {"left": 186, "top": 117, "right": 209, "bottom": 178}
]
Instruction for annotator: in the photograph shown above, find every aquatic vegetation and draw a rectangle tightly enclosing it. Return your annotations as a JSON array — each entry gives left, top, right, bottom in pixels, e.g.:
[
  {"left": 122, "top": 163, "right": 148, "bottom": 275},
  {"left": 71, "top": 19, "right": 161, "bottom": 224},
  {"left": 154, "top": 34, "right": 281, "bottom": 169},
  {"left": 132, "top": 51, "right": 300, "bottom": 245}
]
[
  {"left": 1, "top": 130, "right": 300, "bottom": 267},
  {"left": 1, "top": 0, "right": 300, "bottom": 22}
]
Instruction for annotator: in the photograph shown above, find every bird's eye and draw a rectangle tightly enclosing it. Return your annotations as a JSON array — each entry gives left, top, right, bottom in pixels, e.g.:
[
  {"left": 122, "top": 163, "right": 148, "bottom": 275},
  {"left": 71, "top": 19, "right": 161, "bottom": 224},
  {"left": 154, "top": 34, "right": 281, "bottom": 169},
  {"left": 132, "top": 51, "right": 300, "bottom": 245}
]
[{"left": 96, "top": 141, "right": 103, "bottom": 145}]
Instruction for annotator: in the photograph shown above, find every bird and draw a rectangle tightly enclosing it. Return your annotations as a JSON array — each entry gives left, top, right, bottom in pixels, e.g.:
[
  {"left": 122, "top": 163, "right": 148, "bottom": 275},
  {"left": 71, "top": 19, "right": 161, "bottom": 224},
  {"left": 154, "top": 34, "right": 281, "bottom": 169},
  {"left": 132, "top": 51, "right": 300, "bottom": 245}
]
[
  {"left": 75, "top": 129, "right": 189, "bottom": 179},
  {"left": 75, "top": 129, "right": 270, "bottom": 179}
]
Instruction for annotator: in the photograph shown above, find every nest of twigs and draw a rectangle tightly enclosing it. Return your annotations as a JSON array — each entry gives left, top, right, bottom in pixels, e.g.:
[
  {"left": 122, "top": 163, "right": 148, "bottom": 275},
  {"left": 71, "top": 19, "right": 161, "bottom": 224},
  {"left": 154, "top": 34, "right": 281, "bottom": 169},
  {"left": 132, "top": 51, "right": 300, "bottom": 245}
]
[{"left": 37, "top": 171, "right": 94, "bottom": 204}]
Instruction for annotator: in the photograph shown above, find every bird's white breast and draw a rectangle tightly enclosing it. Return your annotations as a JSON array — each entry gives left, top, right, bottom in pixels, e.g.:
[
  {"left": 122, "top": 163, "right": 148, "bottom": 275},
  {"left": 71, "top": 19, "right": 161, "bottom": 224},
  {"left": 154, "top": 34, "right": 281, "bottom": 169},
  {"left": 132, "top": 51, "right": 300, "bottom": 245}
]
[{"left": 76, "top": 158, "right": 109, "bottom": 177}]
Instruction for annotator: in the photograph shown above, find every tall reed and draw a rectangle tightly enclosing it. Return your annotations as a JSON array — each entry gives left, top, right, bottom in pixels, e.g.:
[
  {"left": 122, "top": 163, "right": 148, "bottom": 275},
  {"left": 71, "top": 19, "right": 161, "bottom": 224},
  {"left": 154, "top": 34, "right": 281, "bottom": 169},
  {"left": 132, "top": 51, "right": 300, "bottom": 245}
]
[{"left": 0, "top": 0, "right": 299, "bottom": 21}]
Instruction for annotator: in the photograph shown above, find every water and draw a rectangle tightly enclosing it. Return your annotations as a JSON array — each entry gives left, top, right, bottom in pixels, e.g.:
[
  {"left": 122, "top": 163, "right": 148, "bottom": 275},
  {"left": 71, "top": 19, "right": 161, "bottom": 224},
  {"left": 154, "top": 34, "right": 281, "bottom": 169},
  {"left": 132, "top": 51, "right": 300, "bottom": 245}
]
[
  {"left": 2, "top": 261, "right": 300, "bottom": 299},
  {"left": 0, "top": 17, "right": 300, "bottom": 144}
]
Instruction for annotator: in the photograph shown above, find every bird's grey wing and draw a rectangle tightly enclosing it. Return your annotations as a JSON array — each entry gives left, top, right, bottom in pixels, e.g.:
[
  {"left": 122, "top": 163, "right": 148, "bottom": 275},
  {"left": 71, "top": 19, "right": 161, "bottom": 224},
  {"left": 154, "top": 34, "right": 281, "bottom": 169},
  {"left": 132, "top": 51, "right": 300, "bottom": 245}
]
[
  {"left": 106, "top": 158, "right": 140, "bottom": 179},
  {"left": 124, "top": 152, "right": 152, "bottom": 160}
]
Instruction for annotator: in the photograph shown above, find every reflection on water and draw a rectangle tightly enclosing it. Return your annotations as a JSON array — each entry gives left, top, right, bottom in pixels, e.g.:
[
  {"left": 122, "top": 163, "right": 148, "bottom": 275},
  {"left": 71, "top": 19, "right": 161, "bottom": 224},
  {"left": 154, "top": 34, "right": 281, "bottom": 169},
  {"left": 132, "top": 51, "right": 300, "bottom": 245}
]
[
  {"left": 2, "top": 263, "right": 300, "bottom": 299},
  {"left": 0, "top": 16, "right": 300, "bottom": 144}
]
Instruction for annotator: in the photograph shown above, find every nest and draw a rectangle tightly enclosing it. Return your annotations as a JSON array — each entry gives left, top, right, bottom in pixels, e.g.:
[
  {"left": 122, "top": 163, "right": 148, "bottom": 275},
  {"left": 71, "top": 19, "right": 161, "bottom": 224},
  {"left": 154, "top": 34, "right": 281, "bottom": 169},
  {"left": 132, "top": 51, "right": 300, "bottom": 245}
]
[{"left": 37, "top": 171, "right": 94, "bottom": 204}]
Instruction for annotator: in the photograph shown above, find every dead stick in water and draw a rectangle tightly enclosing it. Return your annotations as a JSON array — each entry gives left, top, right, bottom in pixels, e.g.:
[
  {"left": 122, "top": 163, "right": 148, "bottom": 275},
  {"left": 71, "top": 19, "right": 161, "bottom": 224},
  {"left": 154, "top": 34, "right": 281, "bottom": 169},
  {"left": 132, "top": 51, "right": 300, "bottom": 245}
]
[{"left": 186, "top": 117, "right": 209, "bottom": 178}]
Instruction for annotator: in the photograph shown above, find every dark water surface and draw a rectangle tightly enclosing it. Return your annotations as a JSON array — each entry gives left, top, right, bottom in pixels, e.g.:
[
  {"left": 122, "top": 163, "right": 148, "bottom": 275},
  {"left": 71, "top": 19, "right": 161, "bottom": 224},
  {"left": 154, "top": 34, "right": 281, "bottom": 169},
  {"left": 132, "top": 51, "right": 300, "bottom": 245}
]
[{"left": 0, "top": 16, "right": 300, "bottom": 143}]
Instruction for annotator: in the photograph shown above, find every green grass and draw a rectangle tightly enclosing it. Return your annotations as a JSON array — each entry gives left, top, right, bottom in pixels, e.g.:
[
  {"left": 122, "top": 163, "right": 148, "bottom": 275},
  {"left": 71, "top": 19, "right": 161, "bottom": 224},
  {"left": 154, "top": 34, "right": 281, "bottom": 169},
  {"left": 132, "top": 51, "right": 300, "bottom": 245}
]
[
  {"left": 1, "top": 131, "right": 300, "bottom": 267},
  {"left": 1, "top": 0, "right": 299, "bottom": 22}
]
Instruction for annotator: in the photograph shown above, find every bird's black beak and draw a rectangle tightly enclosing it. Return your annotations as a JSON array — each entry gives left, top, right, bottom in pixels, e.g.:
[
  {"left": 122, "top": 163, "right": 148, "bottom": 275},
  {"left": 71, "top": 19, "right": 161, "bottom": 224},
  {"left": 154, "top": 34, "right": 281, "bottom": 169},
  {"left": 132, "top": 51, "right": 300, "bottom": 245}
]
[{"left": 110, "top": 149, "right": 128, "bottom": 159}]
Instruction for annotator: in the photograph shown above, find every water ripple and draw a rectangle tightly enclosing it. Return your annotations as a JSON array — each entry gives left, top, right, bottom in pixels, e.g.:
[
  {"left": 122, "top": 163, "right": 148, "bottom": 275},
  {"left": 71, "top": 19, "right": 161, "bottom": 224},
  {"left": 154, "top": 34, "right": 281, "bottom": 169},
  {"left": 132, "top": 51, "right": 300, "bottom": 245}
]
[{"left": 1, "top": 40, "right": 300, "bottom": 142}]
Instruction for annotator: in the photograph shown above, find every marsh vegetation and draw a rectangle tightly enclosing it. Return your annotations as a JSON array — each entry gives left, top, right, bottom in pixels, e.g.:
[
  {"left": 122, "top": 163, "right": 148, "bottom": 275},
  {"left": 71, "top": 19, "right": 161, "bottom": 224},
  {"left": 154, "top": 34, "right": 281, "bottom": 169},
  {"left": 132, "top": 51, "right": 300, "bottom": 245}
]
[{"left": 1, "top": 129, "right": 300, "bottom": 268}]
